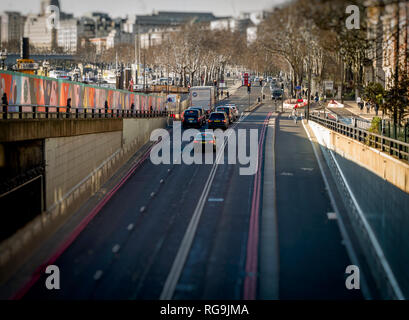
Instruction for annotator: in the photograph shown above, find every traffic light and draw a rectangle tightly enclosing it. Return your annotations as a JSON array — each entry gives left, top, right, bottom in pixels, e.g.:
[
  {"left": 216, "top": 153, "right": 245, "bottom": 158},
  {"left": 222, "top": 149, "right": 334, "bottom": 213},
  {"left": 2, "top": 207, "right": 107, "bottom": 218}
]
[{"left": 247, "top": 83, "right": 251, "bottom": 93}]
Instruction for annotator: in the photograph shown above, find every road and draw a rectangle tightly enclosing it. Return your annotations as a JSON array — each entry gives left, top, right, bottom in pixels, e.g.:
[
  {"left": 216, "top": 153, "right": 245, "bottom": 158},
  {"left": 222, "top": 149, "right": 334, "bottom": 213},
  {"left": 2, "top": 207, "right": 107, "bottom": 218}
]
[
  {"left": 22, "top": 84, "right": 268, "bottom": 300},
  {"left": 275, "top": 114, "right": 362, "bottom": 300},
  {"left": 12, "top": 83, "right": 364, "bottom": 300}
]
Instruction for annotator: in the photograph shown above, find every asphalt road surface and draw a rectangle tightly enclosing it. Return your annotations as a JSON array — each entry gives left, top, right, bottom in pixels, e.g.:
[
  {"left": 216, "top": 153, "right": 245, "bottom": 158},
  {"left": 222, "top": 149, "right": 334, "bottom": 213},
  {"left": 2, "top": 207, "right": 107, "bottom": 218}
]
[
  {"left": 16, "top": 83, "right": 363, "bottom": 300},
  {"left": 23, "top": 85, "right": 269, "bottom": 300}
]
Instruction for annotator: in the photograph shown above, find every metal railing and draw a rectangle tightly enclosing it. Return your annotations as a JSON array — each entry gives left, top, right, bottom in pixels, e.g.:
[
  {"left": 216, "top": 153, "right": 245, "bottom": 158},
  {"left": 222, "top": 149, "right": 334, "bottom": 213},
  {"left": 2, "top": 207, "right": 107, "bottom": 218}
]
[
  {"left": 310, "top": 112, "right": 409, "bottom": 163},
  {"left": 0, "top": 104, "right": 171, "bottom": 120}
]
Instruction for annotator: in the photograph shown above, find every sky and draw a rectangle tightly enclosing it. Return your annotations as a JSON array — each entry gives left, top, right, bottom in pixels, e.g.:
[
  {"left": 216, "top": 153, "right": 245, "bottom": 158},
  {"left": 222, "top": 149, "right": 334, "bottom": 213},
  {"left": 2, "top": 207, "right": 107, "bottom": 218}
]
[{"left": 3, "top": 0, "right": 288, "bottom": 18}]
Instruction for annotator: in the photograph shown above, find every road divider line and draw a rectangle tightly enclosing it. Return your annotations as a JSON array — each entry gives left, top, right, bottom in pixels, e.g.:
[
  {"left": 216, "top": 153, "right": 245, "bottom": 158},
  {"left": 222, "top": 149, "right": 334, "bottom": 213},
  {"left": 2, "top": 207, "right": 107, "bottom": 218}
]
[
  {"left": 11, "top": 137, "right": 162, "bottom": 300},
  {"left": 243, "top": 112, "right": 272, "bottom": 300},
  {"left": 160, "top": 108, "right": 253, "bottom": 300},
  {"left": 259, "top": 114, "right": 279, "bottom": 300}
]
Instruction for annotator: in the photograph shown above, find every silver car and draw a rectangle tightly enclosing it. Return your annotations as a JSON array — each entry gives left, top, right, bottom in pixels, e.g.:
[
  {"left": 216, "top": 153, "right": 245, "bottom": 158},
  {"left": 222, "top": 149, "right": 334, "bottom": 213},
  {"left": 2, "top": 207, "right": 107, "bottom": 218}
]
[{"left": 227, "top": 104, "right": 239, "bottom": 120}]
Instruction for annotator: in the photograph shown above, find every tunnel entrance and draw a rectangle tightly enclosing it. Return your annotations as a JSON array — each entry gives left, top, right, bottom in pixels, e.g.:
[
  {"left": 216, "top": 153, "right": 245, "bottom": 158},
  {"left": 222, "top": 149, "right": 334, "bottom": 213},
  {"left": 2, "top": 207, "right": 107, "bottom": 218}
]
[{"left": 0, "top": 139, "right": 45, "bottom": 242}]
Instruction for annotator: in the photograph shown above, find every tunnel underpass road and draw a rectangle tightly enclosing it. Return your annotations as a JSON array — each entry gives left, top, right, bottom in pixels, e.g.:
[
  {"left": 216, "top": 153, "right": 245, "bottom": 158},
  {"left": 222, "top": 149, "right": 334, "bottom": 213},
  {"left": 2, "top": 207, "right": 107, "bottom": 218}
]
[
  {"left": 16, "top": 83, "right": 363, "bottom": 301},
  {"left": 21, "top": 85, "right": 270, "bottom": 300},
  {"left": 275, "top": 113, "right": 363, "bottom": 300}
]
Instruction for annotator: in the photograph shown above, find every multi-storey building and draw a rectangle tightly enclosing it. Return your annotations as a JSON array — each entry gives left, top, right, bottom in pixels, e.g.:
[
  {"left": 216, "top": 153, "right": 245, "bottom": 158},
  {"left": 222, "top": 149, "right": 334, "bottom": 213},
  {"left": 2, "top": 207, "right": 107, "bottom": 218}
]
[
  {"left": 366, "top": 0, "right": 409, "bottom": 88},
  {"left": 0, "top": 11, "right": 24, "bottom": 46}
]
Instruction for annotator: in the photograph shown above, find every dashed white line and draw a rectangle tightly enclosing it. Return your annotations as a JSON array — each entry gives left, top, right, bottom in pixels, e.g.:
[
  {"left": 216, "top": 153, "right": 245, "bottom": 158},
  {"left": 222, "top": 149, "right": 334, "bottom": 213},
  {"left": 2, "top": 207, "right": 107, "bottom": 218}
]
[
  {"left": 280, "top": 172, "right": 294, "bottom": 176},
  {"left": 94, "top": 270, "right": 103, "bottom": 280},
  {"left": 327, "top": 212, "right": 337, "bottom": 220}
]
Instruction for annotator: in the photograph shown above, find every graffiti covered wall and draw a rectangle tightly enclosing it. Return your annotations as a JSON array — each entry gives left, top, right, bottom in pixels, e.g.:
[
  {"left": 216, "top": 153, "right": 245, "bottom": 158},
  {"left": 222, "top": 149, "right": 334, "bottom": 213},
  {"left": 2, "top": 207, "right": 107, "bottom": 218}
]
[{"left": 0, "top": 70, "right": 165, "bottom": 112}]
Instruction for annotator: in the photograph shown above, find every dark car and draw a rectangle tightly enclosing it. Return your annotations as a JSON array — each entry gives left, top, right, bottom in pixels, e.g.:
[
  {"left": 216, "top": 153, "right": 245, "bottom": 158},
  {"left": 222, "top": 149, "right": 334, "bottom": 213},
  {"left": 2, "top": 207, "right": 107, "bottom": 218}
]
[
  {"left": 182, "top": 109, "right": 203, "bottom": 128},
  {"left": 272, "top": 88, "right": 283, "bottom": 100},
  {"left": 208, "top": 112, "right": 229, "bottom": 130},
  {"left": 215, "top": 106, "right": 233, "bottom": 124},
  {"left": 187, "top": 107, "right": 206, "bottom": 125}
]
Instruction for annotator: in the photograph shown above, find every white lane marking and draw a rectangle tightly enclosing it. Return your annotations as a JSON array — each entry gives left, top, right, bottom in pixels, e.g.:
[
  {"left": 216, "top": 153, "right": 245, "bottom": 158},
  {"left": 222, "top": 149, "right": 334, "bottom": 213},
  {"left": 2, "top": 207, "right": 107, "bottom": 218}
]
[
  {"left": 112, "top": 244, "right": 120, "bottom": 253},
  {"left": 140, "top": 206, "right": 146, "bottom": 213},
  {"left": 327, "top": 212, "right": 337, "bottom": 220},
  {"left": 160, "top": 108, "right": 252, "bottom": 300},
  {"left": 127, "top": 223, "right": 134, "bottom": 231},
  {"left": 208, "top": 198, "right": 224, "bottom": 202},
  {"left": 301, "top": 168, "right": 314, "bottom": 172},
  {"left": 94, "top": 270, "right": 103, "bottom": 280},
  {"left": 150, "top": 192, "right": 156, "bottom": 198},
  {"left": 280, "top": 172, "right": 294, "bottom": 176}
]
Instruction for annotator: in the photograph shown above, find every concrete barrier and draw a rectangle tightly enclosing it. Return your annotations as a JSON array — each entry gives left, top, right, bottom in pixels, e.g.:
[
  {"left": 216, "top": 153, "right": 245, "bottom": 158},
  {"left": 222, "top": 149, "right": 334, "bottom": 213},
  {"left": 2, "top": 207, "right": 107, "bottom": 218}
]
[
  {"left": 0, "top": 118, "right": 123, "bottom": 142},
  {"left": 0, "top": 117, "right": 167, "bottom": 283},
  {"left": 308, "top": 120, "right": 409, "bottom": 299}
]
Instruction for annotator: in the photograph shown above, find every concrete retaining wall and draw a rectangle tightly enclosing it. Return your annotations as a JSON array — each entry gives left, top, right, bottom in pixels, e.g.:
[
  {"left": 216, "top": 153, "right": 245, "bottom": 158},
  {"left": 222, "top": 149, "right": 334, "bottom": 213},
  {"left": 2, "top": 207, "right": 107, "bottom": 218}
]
[
  {"left": 308, "top": 120, "right": 409, "bottom": 298},
  {"left": 0, "top": 117, "right": 167, "bottom": 282},
  {"left": 309, "top": 121, "right": 409, "bottom": 194},
  {"left": 45, "top": 131, "right": 122, "bottom": 210}
]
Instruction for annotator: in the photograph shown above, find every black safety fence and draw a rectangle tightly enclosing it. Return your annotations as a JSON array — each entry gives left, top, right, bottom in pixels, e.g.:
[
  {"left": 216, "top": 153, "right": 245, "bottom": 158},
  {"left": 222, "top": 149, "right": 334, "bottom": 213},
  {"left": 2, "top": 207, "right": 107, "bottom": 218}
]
[
  {"left": 310, "top": 112, "right": 409, "bottom": 163},
  {"left": 0, "top": 103, "right": 170, "bottom": 120}
]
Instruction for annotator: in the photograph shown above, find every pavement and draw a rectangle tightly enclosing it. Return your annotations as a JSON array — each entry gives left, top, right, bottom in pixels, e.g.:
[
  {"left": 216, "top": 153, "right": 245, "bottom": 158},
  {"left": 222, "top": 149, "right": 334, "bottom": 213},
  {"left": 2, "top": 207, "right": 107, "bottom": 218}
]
[{"left": 343, "top": 101, "right": 376, "bottom": 119}]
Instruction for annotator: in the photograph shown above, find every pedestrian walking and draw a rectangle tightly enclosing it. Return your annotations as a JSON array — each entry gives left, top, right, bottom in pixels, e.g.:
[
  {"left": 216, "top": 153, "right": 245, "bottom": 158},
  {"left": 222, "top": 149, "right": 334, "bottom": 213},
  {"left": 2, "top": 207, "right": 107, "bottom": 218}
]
[
  {"left": 66, "top": 98, "right": 71, "bottom": 118},
  {"left": 357, "top": 96, "right": 363, "bottom": 111},
  {"left": 104, "top": 100, "right": 109, "bottom": 118},
  {"left": 292, "top": 107, "right": 298, "bottom": 124},
  {"left": 374, "top": 103, "right": 379, "bottom": 116},
  {"left": 2, "top": 93, "right": 8, "bottom": 119},
  {"left": 131, "top": 103, "right": 135, "bottom": 116}
]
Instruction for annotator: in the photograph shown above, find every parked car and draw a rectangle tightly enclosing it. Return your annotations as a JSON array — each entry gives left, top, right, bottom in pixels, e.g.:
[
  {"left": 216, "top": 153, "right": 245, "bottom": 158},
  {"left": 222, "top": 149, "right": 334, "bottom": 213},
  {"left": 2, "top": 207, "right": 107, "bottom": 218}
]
[{"left": 208, "top": 112, "right": 229, "bottom": 130}]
